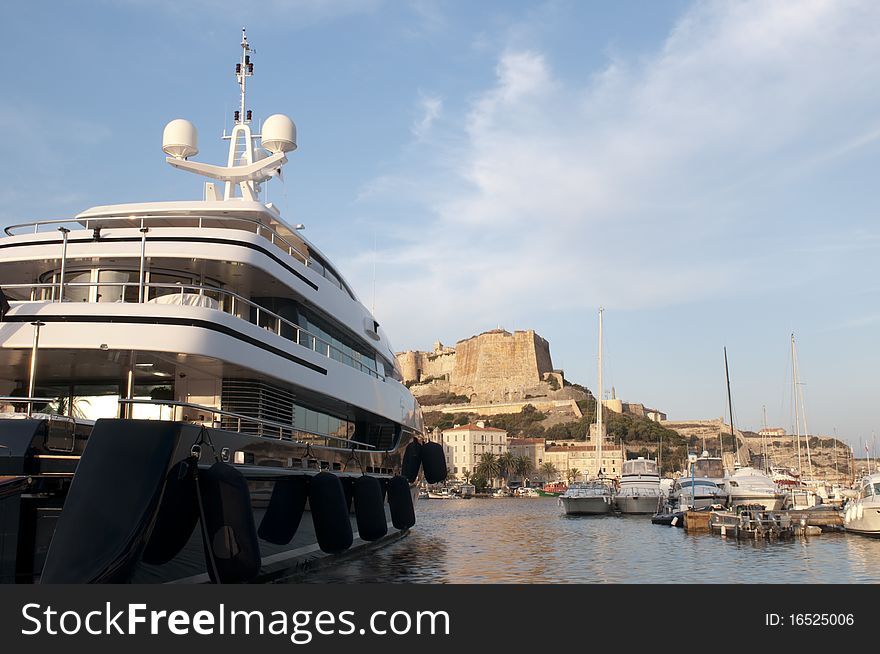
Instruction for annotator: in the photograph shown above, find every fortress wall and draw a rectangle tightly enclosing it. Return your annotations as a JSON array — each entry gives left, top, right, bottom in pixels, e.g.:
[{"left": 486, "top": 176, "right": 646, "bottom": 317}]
[{"left": 450, "top": 330, "right": 550, "bottom": 391}]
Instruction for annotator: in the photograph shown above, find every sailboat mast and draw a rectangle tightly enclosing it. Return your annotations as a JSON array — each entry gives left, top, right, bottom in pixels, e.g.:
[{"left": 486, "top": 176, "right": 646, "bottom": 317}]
[
  {"left": 791, "top": 333, "right": 803, "bottom": 478},
  {"left": 792, "top": 335, "right": 813, "bottom": 479},
  {"left": 762, "top": 404, "right": 769, "bottom": 474},
  {"left": 724, "top": 347, "right": 737, "bottom": 468},
  {"left": 596, "top": 308, "right": 603, "bottom": 478}
]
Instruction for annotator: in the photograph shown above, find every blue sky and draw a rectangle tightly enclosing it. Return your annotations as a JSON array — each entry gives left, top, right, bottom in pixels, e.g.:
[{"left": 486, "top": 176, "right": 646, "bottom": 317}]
[{"left": 3, "top": 1, "right": 879, "bottom": 451}]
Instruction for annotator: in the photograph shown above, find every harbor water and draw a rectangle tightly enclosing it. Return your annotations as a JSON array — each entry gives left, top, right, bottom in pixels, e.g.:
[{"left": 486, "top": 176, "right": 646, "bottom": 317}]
[{"left": 302, "top": 497, "right": 880, "bottom": 583}]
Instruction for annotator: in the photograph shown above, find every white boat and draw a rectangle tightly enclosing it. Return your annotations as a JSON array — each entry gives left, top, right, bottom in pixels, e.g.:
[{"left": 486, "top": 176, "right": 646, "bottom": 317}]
[
  {"left": 559, "top": 480, "right": 615, "bottom": 515},
  {"left": 843, "top": 473, "right": 880, "bottom": 537},
  {"left": 690, "top": 452, "right": 727, "bottom": 487},
  {"left": 560, "top": 308, "right": 614, "bottom": 516},
  {"left": 668, "top": 477, "right": 727, "bottom": 509},
  {"left": 615, "top": 457, "right": 662, "bottom": 514},
  {"left": 459, "top": 483, "right": 476, "bottom": 498},
  {"left": 515, "top": 486, "right": 540, "bottom": 497},
  {"left": 0, "top": 31, "right": 431, "bottom": 584},
  {"left": 723, "top": 466, "right": 786, "bottom": 510}
]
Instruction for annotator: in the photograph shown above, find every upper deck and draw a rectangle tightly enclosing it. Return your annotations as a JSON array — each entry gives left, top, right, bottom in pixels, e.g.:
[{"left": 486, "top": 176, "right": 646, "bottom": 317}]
[{"left": 3, "top": 199, "right": 357, "bottom": 300}]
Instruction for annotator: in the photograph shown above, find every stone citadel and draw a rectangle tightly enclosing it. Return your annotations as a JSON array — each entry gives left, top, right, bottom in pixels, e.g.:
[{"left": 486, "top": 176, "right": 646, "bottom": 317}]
[{"left": 396, "top": 329, "right": 565, "bottom": 404}]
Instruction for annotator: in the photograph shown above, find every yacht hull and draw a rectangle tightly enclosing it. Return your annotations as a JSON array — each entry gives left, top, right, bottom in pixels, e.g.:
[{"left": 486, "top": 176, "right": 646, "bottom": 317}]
[
  {"left": 843, "top": 500, "right": 880, "bottom": 538},
  {"left": 560, "top": 496, "right": 613, "bottom": 515},
  {"left": 615, "top": 494, "right": 662, "bottom": 515},
  {"left": 0, "top": 417, "right": 412, "bottom": 584}
]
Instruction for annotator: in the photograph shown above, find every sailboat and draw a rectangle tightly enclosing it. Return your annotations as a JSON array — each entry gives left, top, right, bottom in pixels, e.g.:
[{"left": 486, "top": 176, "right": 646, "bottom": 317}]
[
  {"left": 559, "top": 308, "right": 615, "bottom": 515},
  {"left": 787, "top": 333, "right": 821, "bottom": 509},
  {"left": 721, "top": 347, "right": 786, "bottom": 510}
]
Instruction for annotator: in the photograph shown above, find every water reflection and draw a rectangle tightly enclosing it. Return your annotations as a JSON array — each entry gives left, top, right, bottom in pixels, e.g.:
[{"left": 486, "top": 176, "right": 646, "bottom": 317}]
[{"left": 303, "top": 498, "right": 880, "bottom": 584}]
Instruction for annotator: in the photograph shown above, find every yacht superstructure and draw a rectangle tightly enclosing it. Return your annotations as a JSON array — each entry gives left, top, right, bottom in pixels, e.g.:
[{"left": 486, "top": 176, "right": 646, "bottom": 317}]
[
  {"left": 723, "top": 467, "right": 786, "bottom": 511},
  {"left": 0, "top": 31, "right": 434, "bottom": 583},
  {"left": 615, "top": 457, "right": 662, "bottom": 514}
]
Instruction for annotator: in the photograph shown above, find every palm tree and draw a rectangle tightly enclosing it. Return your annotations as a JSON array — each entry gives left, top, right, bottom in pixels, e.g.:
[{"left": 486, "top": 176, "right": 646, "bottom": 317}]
[
  {"left": 462, "top": 468, "right": 473, "bottom": 484},
  {"left": 514, "top": 455, "right": 533, "bottom": 483},
  {"left": 498, "top": 451, "right": 517, "bottom": 484},
  {"left": 48, "top": 395, "right": 91, "bottom": 419},
  {"left": 476, "top": 452, "right": 500, "bottom": 488},
  {"left": 540, "top": 462, "right": 558, "bottom": 481},
  {"left": 566, "top": 468, "right": 581, "bottom": 483}
]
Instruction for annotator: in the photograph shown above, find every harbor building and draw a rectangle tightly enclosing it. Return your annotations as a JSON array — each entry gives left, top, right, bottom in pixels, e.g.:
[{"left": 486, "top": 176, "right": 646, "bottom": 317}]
[
  {"left": 508, "top": 437, "right": 545, "bottom": 474},
  {"left": 543, "top": 439, "right": 624, "bottom": 481},
  {"left": 441, "top": 422, "right": 508, "bottom": 478}
]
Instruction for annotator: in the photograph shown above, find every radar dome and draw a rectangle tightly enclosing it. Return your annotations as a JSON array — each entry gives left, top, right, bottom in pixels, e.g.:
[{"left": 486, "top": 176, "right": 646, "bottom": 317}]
[
  {"left": 261, "top": 114, "right": 297, "bottom": 154},
  {"left": 162, "top": 119, "right": 199, "bottom": 159}
]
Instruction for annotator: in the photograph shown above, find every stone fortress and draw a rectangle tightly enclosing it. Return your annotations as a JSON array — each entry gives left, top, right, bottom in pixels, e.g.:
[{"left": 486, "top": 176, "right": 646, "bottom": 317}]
[{"left": 397, "top": 329, "right": 567, "bottom": 406}]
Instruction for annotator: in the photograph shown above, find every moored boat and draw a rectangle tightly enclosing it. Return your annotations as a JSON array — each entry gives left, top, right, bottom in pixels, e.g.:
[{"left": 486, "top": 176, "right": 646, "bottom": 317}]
[
  {"left": 843, "top": 473, "right": 880, "bottom": 537},
  {"left": 723, "top": 466, "right": 786, "bottom": 511},
  {"left": 0, "top": 31, "right": 439, "bottom": 584},
  {"left": 615, "top": 457, "right": 662, "bottom": 514}
]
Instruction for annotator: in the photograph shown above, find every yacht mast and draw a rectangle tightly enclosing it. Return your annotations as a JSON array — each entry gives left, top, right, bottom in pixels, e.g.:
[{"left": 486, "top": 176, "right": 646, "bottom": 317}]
[
  {"left": 724, "top": 347, "right": 737, "bottom": 468},
  {"left": 596, "top": 308, "right": 604, "bottom": 478}
]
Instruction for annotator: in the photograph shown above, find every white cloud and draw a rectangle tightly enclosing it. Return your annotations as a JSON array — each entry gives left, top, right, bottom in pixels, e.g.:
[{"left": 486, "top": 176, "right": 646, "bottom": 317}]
[
  {"left": 411, "top": 92, "right": 443, "bottom": 140},
  {"left": 354, "top": 1, "right": 880, "bottom": 349}
]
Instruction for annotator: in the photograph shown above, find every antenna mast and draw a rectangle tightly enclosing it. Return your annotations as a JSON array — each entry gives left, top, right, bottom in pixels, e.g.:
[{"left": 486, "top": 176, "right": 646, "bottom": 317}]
[{"left": 237, "top": 28, "right": 254, "bottom": 125}]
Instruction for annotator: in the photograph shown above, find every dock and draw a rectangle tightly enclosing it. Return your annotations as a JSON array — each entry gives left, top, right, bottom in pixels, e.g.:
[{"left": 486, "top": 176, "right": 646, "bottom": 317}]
[{"left": 703, "top": 507, "right": 838, "bottom": 541}]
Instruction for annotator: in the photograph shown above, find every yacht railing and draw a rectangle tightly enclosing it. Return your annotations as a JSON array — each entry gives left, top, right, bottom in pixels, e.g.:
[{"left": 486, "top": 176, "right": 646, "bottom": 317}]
[
  {"left": 0, "top": 396, "right": 378, "bottom": 451},
  {"left": 0, "top": 214, "right": 361, "bottom": 294},
  {"left": 0, "top": 281, "right": 384, "bottom": 380},
  {"left": 0, "top": 395, "right": 57, "bottom": 418},
  {"left": 118, "top": 399, "right": 378, "bottom": 450}
]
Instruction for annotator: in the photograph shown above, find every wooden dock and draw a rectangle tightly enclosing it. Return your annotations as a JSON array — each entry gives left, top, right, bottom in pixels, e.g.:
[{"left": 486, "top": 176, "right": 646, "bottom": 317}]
[
  {"left": 706, "top": 507, "right": 839, "bottom": 541},
  {"left": 683, "top": 510, "right": 711, "bottom": 532},
  {"left": 786, "top": 507, "right": 843, "bottom": 531}
]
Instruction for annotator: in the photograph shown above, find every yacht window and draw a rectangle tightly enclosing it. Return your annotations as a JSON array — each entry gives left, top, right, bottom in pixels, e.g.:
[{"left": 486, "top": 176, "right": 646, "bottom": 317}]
[
  {"left": 63, "top": 270, "right": 93, "bottom": 303},
  {"left": 98, "top": 270, "right": 138, "bottom": 303}
]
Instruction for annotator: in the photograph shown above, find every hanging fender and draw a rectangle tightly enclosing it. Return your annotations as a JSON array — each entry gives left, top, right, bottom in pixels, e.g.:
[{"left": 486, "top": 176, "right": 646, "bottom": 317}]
[
  {"left": 308, "top": 472, "right": 353, "bottom": 554},
  {"left": 257, "top": 476, "right": 309, "bottom": 546},
  {"left": 420, "top": 441, "right": 448, "bottom": 484},
  {"left": 387, "top": 475, "right": 416, "bottom": 530},
  {"left": 353, "top": 475, "right": 388, "bottom": 542}
]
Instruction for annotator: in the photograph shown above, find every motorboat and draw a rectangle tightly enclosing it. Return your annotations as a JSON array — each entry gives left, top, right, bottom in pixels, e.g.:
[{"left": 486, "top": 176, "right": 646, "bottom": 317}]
[
  {"left": 559, "top": 480, "right": 615, "bottom": 515},
  {"left": 723, "top": 466, "right": 786, "bottom": 511},
  {"left": 843, "top": 473, "right": 880, "bottom": 537},
  {"left": 615, "top": 457, "right": 662, "bottom": 514},
  {"left": 668, "top": 477, "right": 728, "bottom": 510},
  {"left": 0, "top": 31, "right": 435, "bottom": 584},
  {"left": 539, "top": 481, "right": 567, "bottom": 497}
]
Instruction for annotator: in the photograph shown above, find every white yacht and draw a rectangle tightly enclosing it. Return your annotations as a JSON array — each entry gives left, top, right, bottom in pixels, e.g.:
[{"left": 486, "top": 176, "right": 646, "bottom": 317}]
[
  {"left": 668, "top": 477, "right": 727, "bottom": 510},
  {"left": 0, "top": 32, "right": 438, "bottom": 584},
  {"left": 843, "top": 473, "right": 880, "bottom": 538},
  {"left": 560, "top": 308, "right": 614, "bottom": 516},
  {"left": 722, "top": 467, "right": 786, "bottom": 511},
  {"left": 615, "top": 457, "right": 662, "bottom": 514},
  {"left": 559, "top": 480, "right": 615, "bottom": 515}
]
